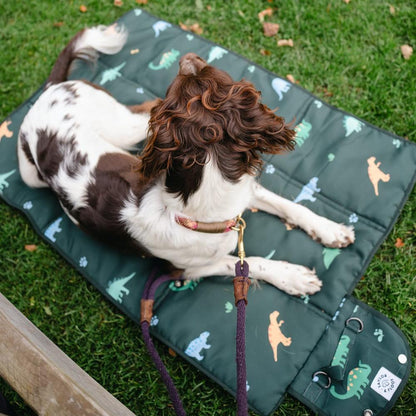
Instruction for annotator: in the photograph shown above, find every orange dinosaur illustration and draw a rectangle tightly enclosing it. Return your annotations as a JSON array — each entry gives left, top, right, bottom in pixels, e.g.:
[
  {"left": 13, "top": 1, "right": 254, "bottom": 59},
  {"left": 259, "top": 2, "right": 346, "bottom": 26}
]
[
  {"left": 0, "top": 120, "right": 13, "bottom": 141},
  {"left": 367, "top": 156, "right": 390, "bottom": 196},
  {"left": 268, "top": 311, "right": 292, "bottom": 362}
]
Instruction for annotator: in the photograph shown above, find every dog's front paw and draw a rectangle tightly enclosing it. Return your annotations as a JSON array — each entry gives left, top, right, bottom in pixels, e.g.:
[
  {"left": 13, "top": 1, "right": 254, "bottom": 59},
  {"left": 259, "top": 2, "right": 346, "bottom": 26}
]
[
  {"left": 309, "top": 219, "right": 355, "bottom": 248},
  {"left": 268, "top": 263, "right": 322, "bottom": 296},
  {"left": 282, "top": 265, "right": 322, "bottom": 296}
]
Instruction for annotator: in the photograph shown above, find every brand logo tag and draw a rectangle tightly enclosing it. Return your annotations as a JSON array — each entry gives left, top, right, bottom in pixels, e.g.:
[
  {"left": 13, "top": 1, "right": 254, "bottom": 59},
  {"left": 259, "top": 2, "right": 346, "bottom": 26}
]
[{"left": 370, "top": 367, "right": 402, "bottom": 401}]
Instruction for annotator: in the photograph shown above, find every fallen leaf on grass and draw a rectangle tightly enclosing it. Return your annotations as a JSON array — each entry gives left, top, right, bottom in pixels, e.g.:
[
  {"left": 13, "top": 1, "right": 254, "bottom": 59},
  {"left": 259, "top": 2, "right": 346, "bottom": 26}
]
[
  {"left": 25, "top": 244, "right": 38, "bottom": 252},
  {"left": 53, "top": 22, "right": 64, "bottom": 28},
  {"left": 395, "top": 238, "right": 405, "bottom": 248},
  {"left": 79, "top": 4, "right": 87, "bottom": 13},
  {"left": 343, "top": 0, "right": 351, "bottom": 4},
  {"left": 114, "top": 0, "right": 123, "bottom": 6},
  {"left": 136, "top": 0, "right": 148, "bottom": 4},
  {"left": 277, "top": 39, "right": 294, "bottom": 47},
  {"left": 168, "top": 348, "right": 177, "bottom": 357},
  {"left": 263, "top": 22, "right": 279, "bottom": 37},
  {"left": 258, "top": 9, "right": 272, "bottom": 22},
  {"left": 323, "top": 88, "right": 333, "bottom": 97},
  {"left": 260, "top": 48, "right": 271, "bottom": 56},
  {"left": 286, "top": 74, "right": 296, "bottom": 83},
  {"left": 43, "top": 305, "right": 52, "bottom": 316},
  {"left": 258, "top": 8, "right": 273, "bottom": 22},
  {"left": 179, "top": 22, "right": 203, "bottom": 35},
  {"left": 401, "top": 44, "right": 413, "bottom": 60},
  {"left": 389, "top": 5, "right": 396, "bottom": 15}
]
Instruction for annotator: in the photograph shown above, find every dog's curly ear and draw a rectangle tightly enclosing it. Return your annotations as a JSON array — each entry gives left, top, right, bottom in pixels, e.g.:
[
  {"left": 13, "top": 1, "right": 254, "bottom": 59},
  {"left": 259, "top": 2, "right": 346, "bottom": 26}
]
[
  {"left": 225, "top": 81, "right": 296, "bottom": 155},
  {"left": 215, "top": 81, "right": 296, "bottom": 178},
  {"left": 255, "top": 102, "right": 296, "bottom": 154},
  {"left": 138, "top": 101, "right": 177, "bottom": 180}
]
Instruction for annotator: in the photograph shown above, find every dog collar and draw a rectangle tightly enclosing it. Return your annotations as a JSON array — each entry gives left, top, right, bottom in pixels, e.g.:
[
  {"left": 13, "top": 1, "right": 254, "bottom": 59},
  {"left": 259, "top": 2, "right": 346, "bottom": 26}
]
[{"left": 175, "top": 215, "right": 238, "bottom": 234}]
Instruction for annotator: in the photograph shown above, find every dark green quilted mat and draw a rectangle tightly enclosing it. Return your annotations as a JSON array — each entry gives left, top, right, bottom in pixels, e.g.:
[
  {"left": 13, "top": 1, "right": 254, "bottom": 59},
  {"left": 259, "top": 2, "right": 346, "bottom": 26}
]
[{"left": 1, "top": 9, "right": 415, "bottom": 416}]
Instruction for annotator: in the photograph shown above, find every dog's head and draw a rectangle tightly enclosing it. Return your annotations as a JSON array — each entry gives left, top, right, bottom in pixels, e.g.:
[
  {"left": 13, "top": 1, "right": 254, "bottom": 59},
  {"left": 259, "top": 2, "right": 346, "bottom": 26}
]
[{"left": 139, "top": 53, "right": 295, "bottom": 203}]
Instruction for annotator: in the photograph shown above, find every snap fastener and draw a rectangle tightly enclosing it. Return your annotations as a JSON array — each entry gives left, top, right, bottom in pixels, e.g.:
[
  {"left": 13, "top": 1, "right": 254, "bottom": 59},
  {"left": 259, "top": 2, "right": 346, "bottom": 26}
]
[{"left": 398, "top": 354, "right": 407, "bottom": 364}]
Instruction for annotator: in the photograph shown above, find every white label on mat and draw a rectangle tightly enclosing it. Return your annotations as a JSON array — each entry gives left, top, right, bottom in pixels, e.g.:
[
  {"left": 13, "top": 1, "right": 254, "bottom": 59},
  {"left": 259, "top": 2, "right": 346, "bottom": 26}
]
[{"left": 370, "top": 367, "right": 402, "bottom": 401}]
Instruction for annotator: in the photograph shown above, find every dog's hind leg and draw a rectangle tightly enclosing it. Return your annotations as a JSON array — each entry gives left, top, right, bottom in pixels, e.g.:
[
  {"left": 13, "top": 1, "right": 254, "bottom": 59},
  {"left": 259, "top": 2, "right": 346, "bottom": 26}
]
[
  {"left": 74, "top": 82, "right": 155, "bottom": 150},
  {"left": 17, "top": 132, "right": 48, "bottom": 188}
]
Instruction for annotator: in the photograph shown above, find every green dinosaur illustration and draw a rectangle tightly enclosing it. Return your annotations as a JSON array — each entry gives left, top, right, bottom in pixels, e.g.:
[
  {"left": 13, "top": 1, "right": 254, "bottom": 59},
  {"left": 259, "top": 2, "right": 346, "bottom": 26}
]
[
  {"left": 330, "top": 361, "right": 372, "bottom": 400},
  {"left": 323, "top": 247, "right": 341, "bottom": 269},
  {"left": 169, "top": 279, "right": 198, "bottom": 292},
  {"left": 0, "top": 169, "right": 16, "bottom": 194},
  {"left": 100, "top": 62, "right": 126, "bottom": 85},
  {"left": 330, "top": 335, "right": 351, "bottom": 368},
  {"left": 149, "top": 49, "right": 180, "bottom": 70},
  {"left": 264, "top": 249, "right": 276, "bottom": 260},
  {"left": 294, "top": 120, "right": 312, "bottom": 147},
  {"left": 106, "top": 272, "right": 135, "bottom": 303}
]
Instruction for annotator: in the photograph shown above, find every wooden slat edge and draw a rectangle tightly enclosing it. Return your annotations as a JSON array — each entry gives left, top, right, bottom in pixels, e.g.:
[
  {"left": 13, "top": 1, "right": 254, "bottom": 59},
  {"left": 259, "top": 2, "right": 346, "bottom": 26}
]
[{"left": 0, "top": 293, "right": 136, "bottom": 416}]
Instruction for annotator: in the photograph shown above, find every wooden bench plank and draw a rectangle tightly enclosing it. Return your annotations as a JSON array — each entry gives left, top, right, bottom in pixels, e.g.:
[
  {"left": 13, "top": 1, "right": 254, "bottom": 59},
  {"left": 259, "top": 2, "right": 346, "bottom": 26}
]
[{"left": 0, "top": 293, "right": 136, "bottom": 416}]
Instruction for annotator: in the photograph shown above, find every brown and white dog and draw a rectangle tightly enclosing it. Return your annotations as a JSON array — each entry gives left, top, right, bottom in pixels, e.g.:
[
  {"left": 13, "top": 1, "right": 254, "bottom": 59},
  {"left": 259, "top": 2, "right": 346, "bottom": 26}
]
[{"left": 18, "top": 25, "right": 354, "bottom": 296}]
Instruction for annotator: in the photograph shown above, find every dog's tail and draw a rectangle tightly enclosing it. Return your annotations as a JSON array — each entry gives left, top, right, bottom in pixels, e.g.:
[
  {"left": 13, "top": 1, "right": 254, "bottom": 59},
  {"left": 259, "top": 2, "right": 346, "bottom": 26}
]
[{"left": 46, "top": 24, "right": 127, "bottom": 87}]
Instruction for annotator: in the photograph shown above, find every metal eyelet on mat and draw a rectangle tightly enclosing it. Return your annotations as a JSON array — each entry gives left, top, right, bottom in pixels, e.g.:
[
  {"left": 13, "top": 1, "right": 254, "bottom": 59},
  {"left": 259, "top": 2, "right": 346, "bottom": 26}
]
[
  {"left": 346, "top": 317, "right": 364, "bottom": 332},
  {"left": 363, "top": 410, "right": 373, "bottom": 416},
  {"left": 312, "top": 371, "right": 332, "bottom": 389}
]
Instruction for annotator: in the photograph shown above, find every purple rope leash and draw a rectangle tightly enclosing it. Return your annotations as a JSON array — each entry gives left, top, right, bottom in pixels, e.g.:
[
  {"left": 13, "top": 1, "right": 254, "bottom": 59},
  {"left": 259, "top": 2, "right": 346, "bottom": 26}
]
[
  {"left": 140, "top": 262, "right": 250, "bottom": 416},
  {"left": 140, "top": 272, "right": 186, "bottom": 416},
  {"left": 234, "top": 261, "right": 251, "bottom": 416}
]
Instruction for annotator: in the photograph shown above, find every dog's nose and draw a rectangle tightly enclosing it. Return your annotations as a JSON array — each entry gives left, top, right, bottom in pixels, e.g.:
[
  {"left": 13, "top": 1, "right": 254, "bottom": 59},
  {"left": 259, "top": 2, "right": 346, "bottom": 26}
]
[{"left": 179, "top": 53, "right": 207, "bottom": 75}]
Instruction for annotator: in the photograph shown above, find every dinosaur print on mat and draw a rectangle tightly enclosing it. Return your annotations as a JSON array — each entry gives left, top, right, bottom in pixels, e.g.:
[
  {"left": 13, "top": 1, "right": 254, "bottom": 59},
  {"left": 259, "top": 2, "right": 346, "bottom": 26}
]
[
  {"left": 169, "top": 280, "right": 198, "bottom": 292},
  {"left": 207, "top": 46, "right": 228, "bottom": 63},
  {"left": 185, "top": 331, "right": 211, "bottom": 361},
  {"left": 152, "top": 21, "right": 172, "bottom": 37},
  {"left": 100, "top": 62, "right": 126, "bottom": 85},
  {"left": 149, "top": 49, "right": 180, "bottom": 70},
  {"left": 330, "top": 361, "right": 372, "bottom": 400},
  {"left": 271, "top": 78, "right": 291, "bottom": 101},
  {"left": 343, "top": 116, "right": 364, "bottom": 137},
  {"left": 294, "top": 120, "right": 312, "bottom": 147},
  {"left": 330, "top": 335, "right": 351, "bottom": 368},
  {"left": 106, "top": 272, "right": 135, "bottom": 303},
  {"left": 44, "top": 217, "right": 63, "bottom": 242},
  {"left": 323, "top": 248, "right": 341, "bottom": 269},
  {"left": 0, "top": 120, "right": 13, "bottom": 141},
  {"left": 367, "top": 156, "right": 390, "bottom": 196},
  {"left": 268, "top": 311, "right": 292, "bottom": 363},
  {"left": 0, "top": 169, "right": 16, "bottom": 194},
  {"left": 294, "top": 177, "right": 321, "bottom": 203}
]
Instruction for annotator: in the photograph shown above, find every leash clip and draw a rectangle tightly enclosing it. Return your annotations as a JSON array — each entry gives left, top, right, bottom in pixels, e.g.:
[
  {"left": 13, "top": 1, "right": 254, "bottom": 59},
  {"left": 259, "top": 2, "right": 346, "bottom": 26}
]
[{"left": 232, "top": 214, "right": 246, "bottom": 266}]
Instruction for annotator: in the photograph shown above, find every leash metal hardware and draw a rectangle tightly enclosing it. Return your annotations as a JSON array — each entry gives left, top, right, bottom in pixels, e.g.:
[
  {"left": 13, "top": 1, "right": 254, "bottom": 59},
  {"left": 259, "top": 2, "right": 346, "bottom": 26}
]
[{"left": 232, "top": 214, "right": 247, "bottom": 266}]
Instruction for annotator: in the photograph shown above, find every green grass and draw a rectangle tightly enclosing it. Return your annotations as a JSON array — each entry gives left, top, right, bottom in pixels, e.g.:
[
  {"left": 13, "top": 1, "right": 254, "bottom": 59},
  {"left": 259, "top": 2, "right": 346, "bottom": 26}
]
[{"left": 0, "top": 1, "right": 415, "bottom": 415}]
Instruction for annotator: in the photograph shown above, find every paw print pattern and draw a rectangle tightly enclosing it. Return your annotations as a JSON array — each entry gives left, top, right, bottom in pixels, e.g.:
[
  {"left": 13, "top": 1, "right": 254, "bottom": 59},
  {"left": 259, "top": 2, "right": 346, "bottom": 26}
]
[{"left": 79, "top": 256, "right": 88, "bottom": 268}]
